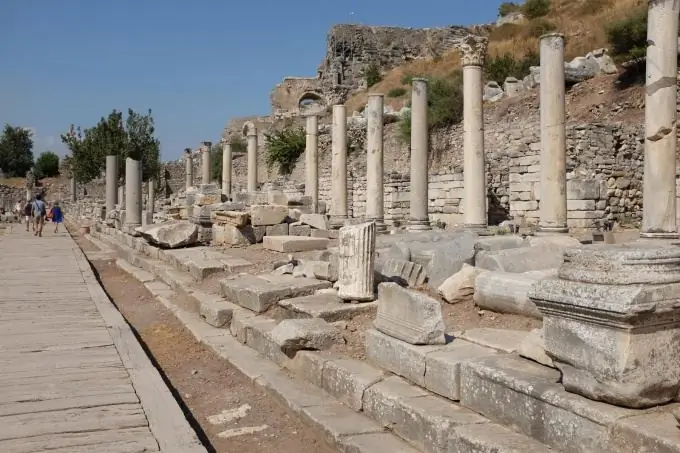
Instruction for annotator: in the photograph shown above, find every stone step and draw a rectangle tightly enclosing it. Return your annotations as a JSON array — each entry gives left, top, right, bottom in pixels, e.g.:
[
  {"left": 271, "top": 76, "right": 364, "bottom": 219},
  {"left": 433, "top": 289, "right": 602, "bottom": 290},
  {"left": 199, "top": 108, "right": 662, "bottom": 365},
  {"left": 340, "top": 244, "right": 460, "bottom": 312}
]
[
  {"left": 162, "top": 247, "right": 253, "bottom": 281},
  {"left": 221, "top": 274, "right": 332, "bottom": 313},
  {"left": 278, "top": 293, "right": 377, "bottom": 322}
]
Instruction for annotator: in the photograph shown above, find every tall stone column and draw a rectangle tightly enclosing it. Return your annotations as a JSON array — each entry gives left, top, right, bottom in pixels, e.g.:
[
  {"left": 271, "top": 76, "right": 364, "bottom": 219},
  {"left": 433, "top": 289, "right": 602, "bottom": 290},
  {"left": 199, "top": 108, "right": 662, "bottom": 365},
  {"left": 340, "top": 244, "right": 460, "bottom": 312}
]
[
  {"left": 305, "top": 115, "right": 319, "bottom": 213},
  {"left": 184, "top": 148, "right": 193, "bottom": 190},
  {"left": 70, "top": 177, "right": 76, "bottom": 202},
  {"left": 409, "top": 78, "right": 431, "bottom": 230},
  {"left": 247, "top": 127, "right": 258, "bottom": 192},
  {"left": 331, "top": 105, "right": 348, "bottom": 224},
  {"left": 201, "top": 141, "right": 212, "bottom": 185},
  {"left": 538, "top": 33, "right": 568, "bottom": 234},
  {"left": 461, "top": 35, "right": 489, "bottom": 230},
  {"left": 337, "top": 222, "right": 376, "bottom": 302},
  {"left": 222, "top": 138, "right": 232, "bottom": 198},
  {"left": 642, "top": 0, "right": 680, "bottom": 239},
  {"left": 148, "top": 179, "right": 155, "bottom": 214},
  {"left": 124, "top": 157, "right": 142, "bottom": 227},
  {"left": 117, "top": 186, "right": 125, "bottom": 208},
  {"left": 105, "top": 155, "right": 118, "bottom": 212},
  {"left": 366, "top": 94, "right": 386, "bottom": 231}
]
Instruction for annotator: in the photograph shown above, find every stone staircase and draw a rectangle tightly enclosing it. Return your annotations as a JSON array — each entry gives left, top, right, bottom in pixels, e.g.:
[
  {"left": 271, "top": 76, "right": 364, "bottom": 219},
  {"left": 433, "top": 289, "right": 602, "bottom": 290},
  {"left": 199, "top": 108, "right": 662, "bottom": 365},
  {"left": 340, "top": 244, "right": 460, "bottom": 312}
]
[{"left": 89, "top": 224, "right": 680, "bottom": 453}]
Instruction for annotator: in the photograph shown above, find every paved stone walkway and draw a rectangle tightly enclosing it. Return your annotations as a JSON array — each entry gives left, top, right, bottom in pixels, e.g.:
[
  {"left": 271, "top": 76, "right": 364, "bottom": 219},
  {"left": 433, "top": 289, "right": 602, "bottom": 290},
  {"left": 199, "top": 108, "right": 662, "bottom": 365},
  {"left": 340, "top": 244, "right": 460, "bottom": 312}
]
[{"left": 0, "top": 226, "right": 206, "bottom": 453}]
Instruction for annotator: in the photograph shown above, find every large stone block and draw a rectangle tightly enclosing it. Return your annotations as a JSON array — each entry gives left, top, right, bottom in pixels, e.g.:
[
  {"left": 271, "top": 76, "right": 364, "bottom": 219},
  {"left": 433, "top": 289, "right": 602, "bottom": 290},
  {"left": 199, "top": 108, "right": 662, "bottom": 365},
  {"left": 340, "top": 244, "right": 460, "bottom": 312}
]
[
  {"left": 250, "top": 204, "right": 289, "bottom": 226},
  {"left": 212, "top": 223, "right": 254, "bottom": 246},
  {"left": 438, "top": 264, "right": 482, "bottom": 304},
  {"left": 263, "top": 236, "right": 329, "bottom": 253},
  {"left": 374, "top": 283, "right": 446, "bottom": 345},
  {"left": 567, "top": 179, "right": 600, "bottom": 200},
  {"left": 221, "top": 274, "right": 331, "bottom": 312},
  {"left": 380, "top": 258, "right": 427, "bottom": 288},
  {"left": 476, "top": 244, "right": 569, "bottom": 273},
  {"left": 270, "top": 318, "right": 344, "bottom": 353},
  {"left": 530, "top": 244, "right": 680, "bottom": 408},
  {"left": 300, "top": 213, "right": 329, "bottom": 230},
  {"left": 473, "top": 270, "right": 544, "bottom": 318},
  {"left": 135, "top": 221, "right": 198, "bottom": 249},
  {"left": 322, "top": 358, "right": 384, "bottom": 411}
]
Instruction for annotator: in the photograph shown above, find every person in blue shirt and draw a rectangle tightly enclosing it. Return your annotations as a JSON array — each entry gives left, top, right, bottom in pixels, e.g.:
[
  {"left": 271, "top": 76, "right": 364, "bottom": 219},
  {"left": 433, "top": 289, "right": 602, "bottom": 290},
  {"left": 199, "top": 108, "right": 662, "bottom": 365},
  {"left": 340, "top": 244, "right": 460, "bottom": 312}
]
[
  {"left": 32, "top": 193, "right": 46, "bottom": 237},
  {"left": 50, "top": 201, "right": 63, "bottom": 233}
]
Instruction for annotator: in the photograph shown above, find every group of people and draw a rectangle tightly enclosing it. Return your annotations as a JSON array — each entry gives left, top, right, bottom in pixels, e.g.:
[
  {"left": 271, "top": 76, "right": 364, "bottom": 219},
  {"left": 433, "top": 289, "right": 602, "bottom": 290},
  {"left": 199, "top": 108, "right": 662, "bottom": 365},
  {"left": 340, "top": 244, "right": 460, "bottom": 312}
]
[{"left": 14, "top": 194, "right": 63, "bottom": 237}]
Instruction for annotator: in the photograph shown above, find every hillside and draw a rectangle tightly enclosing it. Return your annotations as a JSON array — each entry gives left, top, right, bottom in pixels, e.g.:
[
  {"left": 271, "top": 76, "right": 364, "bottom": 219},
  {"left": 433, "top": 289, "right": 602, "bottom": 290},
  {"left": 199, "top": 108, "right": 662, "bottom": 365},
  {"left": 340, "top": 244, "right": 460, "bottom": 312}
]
[{"left": 345, "top": 0, "right": 644, "bottom": 112}]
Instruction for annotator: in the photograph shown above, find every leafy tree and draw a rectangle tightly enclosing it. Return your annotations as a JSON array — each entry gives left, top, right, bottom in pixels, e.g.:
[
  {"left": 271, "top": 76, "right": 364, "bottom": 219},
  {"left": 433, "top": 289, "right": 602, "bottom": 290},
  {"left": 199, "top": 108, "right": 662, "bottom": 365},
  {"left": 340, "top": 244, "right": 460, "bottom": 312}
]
[
  {"left": 125, "top": 109, "right": 160, "bottom": 182},
  {"left": 498, "top": 2, "right": 520, "bottom": 17},
  {"left": 522, "top": 0, "right": 551, "bottom": 19},
  {"left": 0, "top": 124, "right": 34, "bottom": 177},
  {"left": 34, "top": 151, "right": 60, "bottom": 178},
  {"left": 363, "top": 62, "right": 383, "bottom": 88},
  {"left": 265, "top": 126, "right": 306, "bottom": 175},
  {"left": 606, "top": 7, "right": 648, "bottom": 60}
]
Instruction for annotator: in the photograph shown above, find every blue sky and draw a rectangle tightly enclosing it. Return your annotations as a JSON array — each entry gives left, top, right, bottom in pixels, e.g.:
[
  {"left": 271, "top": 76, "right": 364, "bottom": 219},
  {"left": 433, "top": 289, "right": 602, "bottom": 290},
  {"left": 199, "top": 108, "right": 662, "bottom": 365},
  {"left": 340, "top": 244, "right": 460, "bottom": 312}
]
[{"left": 0, "top": 0, "right": 500, "bottom": 161}]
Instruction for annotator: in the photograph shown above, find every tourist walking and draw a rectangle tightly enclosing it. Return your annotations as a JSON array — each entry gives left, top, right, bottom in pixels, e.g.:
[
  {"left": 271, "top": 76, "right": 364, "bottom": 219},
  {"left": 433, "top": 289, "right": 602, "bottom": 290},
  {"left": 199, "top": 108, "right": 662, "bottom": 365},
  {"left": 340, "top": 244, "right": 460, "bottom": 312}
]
[
  {"left": 50, "top": 201, "right": 63, "bottom": 233},
  {"left": 32, "top": 194, "right": 46, "bottom": 237},
  {"left": 23, "top": 199, "right": 34, "bottom": 232}
]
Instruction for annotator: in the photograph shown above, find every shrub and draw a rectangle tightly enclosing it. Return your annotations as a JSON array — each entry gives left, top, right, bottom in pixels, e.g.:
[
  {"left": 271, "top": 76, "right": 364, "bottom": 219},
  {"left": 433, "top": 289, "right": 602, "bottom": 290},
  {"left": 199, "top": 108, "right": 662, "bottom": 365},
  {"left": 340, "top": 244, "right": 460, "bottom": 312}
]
[
  {"left": 522, "top": 0, "right": 551, "bottom": 19},
  {"left": 398, "top": 72, "right": 464, "bottom": 143},
  {"left": 484, "top": 51, "right": 539, "bottom": 83},
  {"left": 400, "top": 73, "right": 414, "bottom": 85},
  {"left": 499, "top": 2, "right": 520, "bottom": 17},
  {"left": 34, "top": 151, "right": 60, "bottom": 178},
  {"left": 526, "top": 18, "right": 556, "bottom": 37},
  {"left": 264, "top": 126, "right": 306, "bottom": 175},
  {"left": 606, "top": 7, "right": 647, "bottom": 60},
  {"left": 363, "top": 62, "right": 382, "bottom": 88},
  {"left": 387, "top": 87, "right": 407, "bottom": 98}
]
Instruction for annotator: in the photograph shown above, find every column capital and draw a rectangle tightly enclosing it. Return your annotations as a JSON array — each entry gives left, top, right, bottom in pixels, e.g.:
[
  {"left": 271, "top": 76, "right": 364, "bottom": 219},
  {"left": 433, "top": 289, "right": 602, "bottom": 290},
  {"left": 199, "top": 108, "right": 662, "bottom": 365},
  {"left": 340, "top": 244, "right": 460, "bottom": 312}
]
[
  {"left": 201, "top": 141, "right": 212, "bottom": 149},
  {"left": 460, "top": 35, "right": 489, "bottom": 67}
]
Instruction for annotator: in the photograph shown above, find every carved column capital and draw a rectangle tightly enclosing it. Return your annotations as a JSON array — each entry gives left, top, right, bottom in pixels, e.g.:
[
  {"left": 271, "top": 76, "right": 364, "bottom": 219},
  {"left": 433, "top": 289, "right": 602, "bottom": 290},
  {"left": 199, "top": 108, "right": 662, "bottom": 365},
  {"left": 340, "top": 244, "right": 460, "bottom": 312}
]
[{"left": 460, "top": 35, "right": 489, "bottom": 67}]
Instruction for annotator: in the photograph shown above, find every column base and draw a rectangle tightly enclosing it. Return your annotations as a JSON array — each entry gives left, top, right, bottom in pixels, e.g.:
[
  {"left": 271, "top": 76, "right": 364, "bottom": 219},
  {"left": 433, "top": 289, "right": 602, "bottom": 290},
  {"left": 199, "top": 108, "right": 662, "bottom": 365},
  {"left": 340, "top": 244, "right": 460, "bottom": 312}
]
[
  {"left": 639, "top": 231, "right": 680, "bottom": 240},
  {"left": 536, "top": 225, "right": 569, "bottom": 236},
  {"left": 329, "top": 215, "right": 349, "bottom": 229},
  {"left": 365, "top": 217, "right": 388, "bottom": 233},
  {"left": 407, "top": 219, "right": 431, "bottom": 231},
  {"left": 464, "top": 223, "right": 492, "bottom": 235}
]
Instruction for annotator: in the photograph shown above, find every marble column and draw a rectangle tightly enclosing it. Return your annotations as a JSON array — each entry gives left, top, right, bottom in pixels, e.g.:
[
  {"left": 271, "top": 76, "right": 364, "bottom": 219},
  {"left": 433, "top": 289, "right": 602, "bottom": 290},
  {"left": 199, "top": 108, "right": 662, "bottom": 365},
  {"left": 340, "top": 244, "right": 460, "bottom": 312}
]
[
  {"left": 366, "top": 94, "right": 386, "bottom": 231},
  {"left": 331, "top": 105, "right": 348, "bottom": 224},
  {"left": 201, "top": 141, "right": 212, "bottom": 185},
  {"left": 105, "top": 155, "right": 118, "bottom": 212},
  {"left": 148, "top": 179, "right": 155, "bottom": 214},
  {"left": 184, "top": 148, "right": 193, "bottom": 190},
  {"left": 124, "top": 157, "right": 142, "bottom": 227},
  {"left": 70, "top": 177, "right": 76, "bottom": 202},
  {"left": 305, "top": 115, "right": 319, "bottom": 213},
  {"left": 409, "top": 78, "right": 431, "bottom": 230},
  {"left": 222, "top": 138, "right": 232, "bottom": 198},
  {"left": 642, "top": 0, "right": 680, "bottom": 239},
  {"left": 247, "top": 128, "right": 258, "bottom": 192},
  {"left": 461, "top": 35, "right": 489, "bottom": 230},
  {"left": 117, "top": 186, "right": 125, "bottom": 208},
  {"left": 538, "top": 33, "right": 568, "bottom": 234},
  {"left": 337, "top": 222, "right": 376, "bottom": 302}
]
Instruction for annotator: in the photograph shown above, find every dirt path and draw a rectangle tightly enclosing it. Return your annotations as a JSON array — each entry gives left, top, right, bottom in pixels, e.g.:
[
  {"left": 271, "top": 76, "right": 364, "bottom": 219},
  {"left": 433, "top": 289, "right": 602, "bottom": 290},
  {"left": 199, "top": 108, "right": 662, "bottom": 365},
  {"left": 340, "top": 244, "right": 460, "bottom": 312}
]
[{"left": 70, "top": 232, "right": 336, "bottom": 453}]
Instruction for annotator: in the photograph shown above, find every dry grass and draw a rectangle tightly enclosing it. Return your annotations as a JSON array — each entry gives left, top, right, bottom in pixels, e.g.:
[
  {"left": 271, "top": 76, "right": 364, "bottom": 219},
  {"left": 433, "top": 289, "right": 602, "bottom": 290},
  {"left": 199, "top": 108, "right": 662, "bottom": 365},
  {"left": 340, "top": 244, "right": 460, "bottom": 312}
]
[
  {"left": 345, "top": 0, "right": 645, "bottom": 110},
  {"left": 0, "top": 177, "right": 25, "bottom": 188}
]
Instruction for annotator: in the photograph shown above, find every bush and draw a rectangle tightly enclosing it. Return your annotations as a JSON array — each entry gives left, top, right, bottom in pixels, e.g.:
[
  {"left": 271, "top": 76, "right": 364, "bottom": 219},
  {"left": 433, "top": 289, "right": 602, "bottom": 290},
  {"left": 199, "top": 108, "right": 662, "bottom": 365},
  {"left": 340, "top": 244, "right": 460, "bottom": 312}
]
[
  {"left": 387, "top": 87, "right": 407, "bottom": 98},
  {"left": 606, "top": 7, "right": 647, "bottom": 60},
  {"left": 499, "top": 2, "right": 520, "bottom": 17},
  {"left": 522, "top": 0, "right": 551, "bottom": 19},
  {"left": 34, "top": 151, "right": 60, "bottom": 178},
  {"left": 398, "top": 73, "right": 464, "bottom": 143},
  {"left": 400, "top": 74, "right": 414, "bottom": 85},
  {"left": 526, "top": 18, "right": 556, "bottom": 37},
  {"left": 264, "top": 126, "right": 306, "bottom": 175},
  {"left": 363, "top": 62, "right": 382, "bottom": 88},
  {"left": 484, "top": 51, "right": 539, "bottom": 83}
]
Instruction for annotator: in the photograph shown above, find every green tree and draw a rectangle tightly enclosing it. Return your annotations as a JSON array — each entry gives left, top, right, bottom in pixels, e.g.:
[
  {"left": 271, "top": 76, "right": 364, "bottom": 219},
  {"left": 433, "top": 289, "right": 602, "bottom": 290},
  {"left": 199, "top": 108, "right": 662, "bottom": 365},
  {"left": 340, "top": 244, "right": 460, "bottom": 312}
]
[
  {"left": 522, "top": 0, "right": 551, "bottom": 19},
  {"left": 484, "top": 51, "right": 539, "bottom": 83},
  {"left": 125, "top": 109, "right": 160, "bottom": 182},
  {"left": 265, "top": 126, "right": 306, "bottom": 175},
  {"left": 498, "top": 2, "right": 519, "bottom": 17},
  {"left": 606, "top": 7, "right": 648, "bottom": 60},
  {"left": 363, "top": 62, "right": 383, "bottom": 88},
  {"left": 34, "top": 151, "right": 60, "bottom": 178},
  {"left": 0, "top": 124, "right": 34, "bottom": 177}
]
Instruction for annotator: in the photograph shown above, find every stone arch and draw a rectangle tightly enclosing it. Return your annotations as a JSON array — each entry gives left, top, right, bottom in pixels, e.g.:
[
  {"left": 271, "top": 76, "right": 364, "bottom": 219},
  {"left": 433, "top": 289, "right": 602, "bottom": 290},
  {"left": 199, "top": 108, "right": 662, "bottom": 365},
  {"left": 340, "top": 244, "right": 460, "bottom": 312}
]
[
  {"left": 298, "top": 92, "right": 325, "bottom": 114},
  {"left": 242, "top": 121, "right": 256, "bottom": 138}
]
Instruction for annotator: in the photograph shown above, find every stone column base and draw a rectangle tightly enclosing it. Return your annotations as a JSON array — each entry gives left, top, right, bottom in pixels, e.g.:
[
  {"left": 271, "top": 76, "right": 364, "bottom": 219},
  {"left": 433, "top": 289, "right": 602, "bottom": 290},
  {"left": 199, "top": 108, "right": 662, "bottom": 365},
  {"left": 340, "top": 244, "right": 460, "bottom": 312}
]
[
  {"left": 366, "top": 217, "right": 387, "bottom": 233},
  {"left": 464, "top": 224, "right": 492, "bottom": 236},
  {"left": 536, "top": 226, "right": 569, "bottom": 236},
  {"left": 407, "top": 219, "right": 431, "bottom": 231},
  {"left": 640, "top": 232, "right": 679, "bottom": 240}
]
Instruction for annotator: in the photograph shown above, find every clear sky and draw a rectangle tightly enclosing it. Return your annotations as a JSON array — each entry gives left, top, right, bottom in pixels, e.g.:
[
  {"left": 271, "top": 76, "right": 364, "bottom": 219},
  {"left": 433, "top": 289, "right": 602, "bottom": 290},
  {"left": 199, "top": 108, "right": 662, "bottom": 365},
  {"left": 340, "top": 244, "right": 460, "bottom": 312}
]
[{"left": 0, "top": 0, "right": 500, "bottom": 161}]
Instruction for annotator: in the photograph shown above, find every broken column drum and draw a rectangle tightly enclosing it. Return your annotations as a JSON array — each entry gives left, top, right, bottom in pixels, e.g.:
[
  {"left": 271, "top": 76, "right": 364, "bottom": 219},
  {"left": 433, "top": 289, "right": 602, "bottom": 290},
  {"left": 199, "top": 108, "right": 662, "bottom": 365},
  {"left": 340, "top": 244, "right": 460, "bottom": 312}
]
[
  {"left": 222, "top": 138, "right": 232, "bottom": 198},
  {"left": 330, "top": 104, "right": 348, "bottom": 223},
  {"left": 184, "top": 148, "right": 193, "bottom": 190},
  {"left": 247, "top": 126, "right": 258, "bottom": 192},
  {"left": 305, "top": 115, "right": 319, "bottom": 213},
  {"left": 529, "top": 244, "right": 680, "bottom": 408},
  {"left": 408, "top": 78, "right": 431, "bottom": 230},
  {"left": 124, "top": 157, "right": 142, "bottom": 227},
  {"left": 105, "top": 154, "right": 118, "bottom": 212},
  {"left": 147, "top": 179, "right": 155, "bottom": 214},
  {"left": 642, "top": 0, "right": 679, "bottom": 238},
  {"left": 201, "top": 141, "right": 212, "bottom": 185},
  {"left": 337, "top": 222, "right": 376, "bottom": 301},
  {"left": 366, "top": 93, "right": 386, "bottom": 231},
  {"left": 538, "top": 33, "right": 568, "bottom": 234},
  {"left": 461, "top": 35, "right": 489, "bottom": 230}
]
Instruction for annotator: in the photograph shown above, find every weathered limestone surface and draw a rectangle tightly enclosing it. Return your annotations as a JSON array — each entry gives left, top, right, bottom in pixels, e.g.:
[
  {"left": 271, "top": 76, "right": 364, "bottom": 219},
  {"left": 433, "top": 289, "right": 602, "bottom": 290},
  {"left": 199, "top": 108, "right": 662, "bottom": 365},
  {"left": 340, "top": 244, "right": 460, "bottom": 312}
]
[
  {"left": 105, "top": 155, "right": 118, "bottom": 213},
  {"left": 250, "top": 205, "right": 289, "bottom": 226},
  {"left": 408, "top": 78, "right": 431, "bottom": 230},
  {"left": 263, "top": 236, "right": 330, "bottom": 253},
  {"left": 125, "top": 158, "right": 142, "bottom": 227},
  {"left": 305, "top": 115, "right": 319, "bottom": 213},
  {"left": 475, "top": 243, "right": 569, "bottom": 273},
  {"left": 531, "top": 244, "right": 680, "bottom": 408},
  {"left": 222, "top": 139, "right": 232, "bottom": 198},
  {"left": 438, "top": 263, "right": 481, "bottom": 304},
  {"left": 184, "top": 149, "right": 193, "bottom": 190},
  {"left": 201, "top": 142, "right": 212, "bottom": 184},
  {"left": 246, "top": 126, "right": 258, "bottom": 192},
  {"left": 270, "top": 318, "right": 344, "bottom": 353},
  {"left": 279, "top": 293, "right": 377, "bottom": 321},
  {"left": 365, "top": 94, "right": 385, "bottom": 230},
  {"left": 518, "top": 328, "right": 554, "bottom": 367},
  {"left": 473, "top": 270, "right": 547, "bottom": 318},
  {"left": 374, "top": 282, "right": 446, "bottom": 345},
  {"left": 337, "top": 222, "right": 376, "bottom": 301},
  {"left": 330, "top": 105, "right": 348, "bottom": 223},
  {"left": 136, "top": 222, "right": 198, "bottom": 249},
  {"left": 380, "top": 258, "right": 427, "bottom": 288}
]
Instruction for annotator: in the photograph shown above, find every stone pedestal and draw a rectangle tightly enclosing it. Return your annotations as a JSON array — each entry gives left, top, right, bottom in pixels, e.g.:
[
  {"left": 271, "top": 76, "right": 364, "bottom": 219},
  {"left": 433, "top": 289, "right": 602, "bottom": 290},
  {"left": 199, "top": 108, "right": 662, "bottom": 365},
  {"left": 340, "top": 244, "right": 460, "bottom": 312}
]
[
  {"left": 461, "top": 35, "right": 489, "bottom": 230},
  {"left": 331, "top": 105, "right": 348, "bottom": 226},
  {"left": 105, "top": 155, "right": 118, "bottom": 212},
  {"left": 247, "top": 128, "right": 258, "bottom": 193},
  {"left": 409, "top": 78, "right": 431, "bottom": 230},
  {"left": 530, "top": 244, "right": 680, "bottom": 408},
  {"left": 642, "top": 0, "right": 680, "bottom": 239},
  {"left": 366, "top": 94, "right": 386, "bottom": 231},
  {"left": 305, "top": 115, "right": 319, "bottom": 213},
  {"left": 124, "top": 158, "right": 142, "bottom": 227},
  {"left": 538, "top": 33, "right": 568, "bottom": 234},
  {"left": 222, "top": 139, "right": 232, "bottom": 199},
  {"left": 337, "top": 222, "right": 376, "bottom": 302},
  {"left": 184, "top": 148, "right": 193, "bottom": 190},
  {"left": 70, "top": 177, "right": 77, "bottom": 202},
  {"left": 201, "top": 141, "right": 212, "bottom": 185}
]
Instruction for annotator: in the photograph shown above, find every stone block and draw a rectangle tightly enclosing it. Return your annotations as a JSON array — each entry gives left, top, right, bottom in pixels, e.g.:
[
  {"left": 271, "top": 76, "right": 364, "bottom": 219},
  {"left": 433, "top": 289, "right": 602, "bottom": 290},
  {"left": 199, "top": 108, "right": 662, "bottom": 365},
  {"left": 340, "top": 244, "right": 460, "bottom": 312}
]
[
  {"left": 198, "top": 297, "right": 236, "bottom": 328},
  {"left": 457, "top": 328, "right": 528, "bottom": 354},
  {"left": 289, "top": 222, "right": 311, "bottom": 236},
  {"left": 363, "top": 376, "right": 488, "bottom": 453},
  {"left": 380, "top": 258, "right": 427, "bottom": 288},
  {"left": 211, "top": 210, "right": 250, "bottom": 227},
  {"left": 567, "top": 199, "right": 596, "bottom": 211},
  {"left": 211, "top": 223, "right": 254, "bottom": 246},
  {"left": 453, "top": 423, "right": 554, "bottom": 453},
  {"left": 252, "top": 225, "right": 266, "bottom": 243},
  {"left": 300, "top": 213, "right": 329, "bottom": 230},
  {"left": 476, "top": 244, "right": 568, "bottom": 273},
  {"left": 337, "top": 222, "right": 376, "bottom": 302},
  {"left": 298, "top": 403, "right": 384, "bottom": 452},
  {"left": 438, "top": 264, "right": 482, "bottom": 304},
  {"left": 269, "top": 318, "right": 344, "bottom": 354},
  {"left": 278, "top": 293, "right": 377, "bottom": 322},
  {"left": 135, "top": 221, "right": 198, "bottom": 249},
  {"left": 517, "top": 328, "right": 553, "bottom": 367},
  {"left": 266, "top": 223, "right": 289, "bottom": 236},
  {"left": 425, "top": 232, "right": 477, "bottom": 290},
  {"left": 474, "top": 236, "right": 525, "bottom": 252},
  {"left": 374, "top": 282, "right": 446, "bottom": 345},
  {"left": 341, "top": 433, "right": 421, "bottom": 453},
  {"left": 288, "top": 350, "right": 328, "bottom": 388},
  {"left": 567, "top": 179, "right": 600, "bottom": 200},
  {"left": 608, "top": 412, "right": 680, "bottom": 453},
  {"left": 322, "top": 358, "right": 385, "bottom": 411},
  {"left": 473, "top": 271, "right": 544, "bottom": 318},
  {"left": 310, "top": 229, "right": 330, "bottom": 238},
  {"left": 250, "top": 204, "right": 289, "bottom": 226},
  {"left": 263, "top": 236, "right": 329, "bottom": 253}
]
